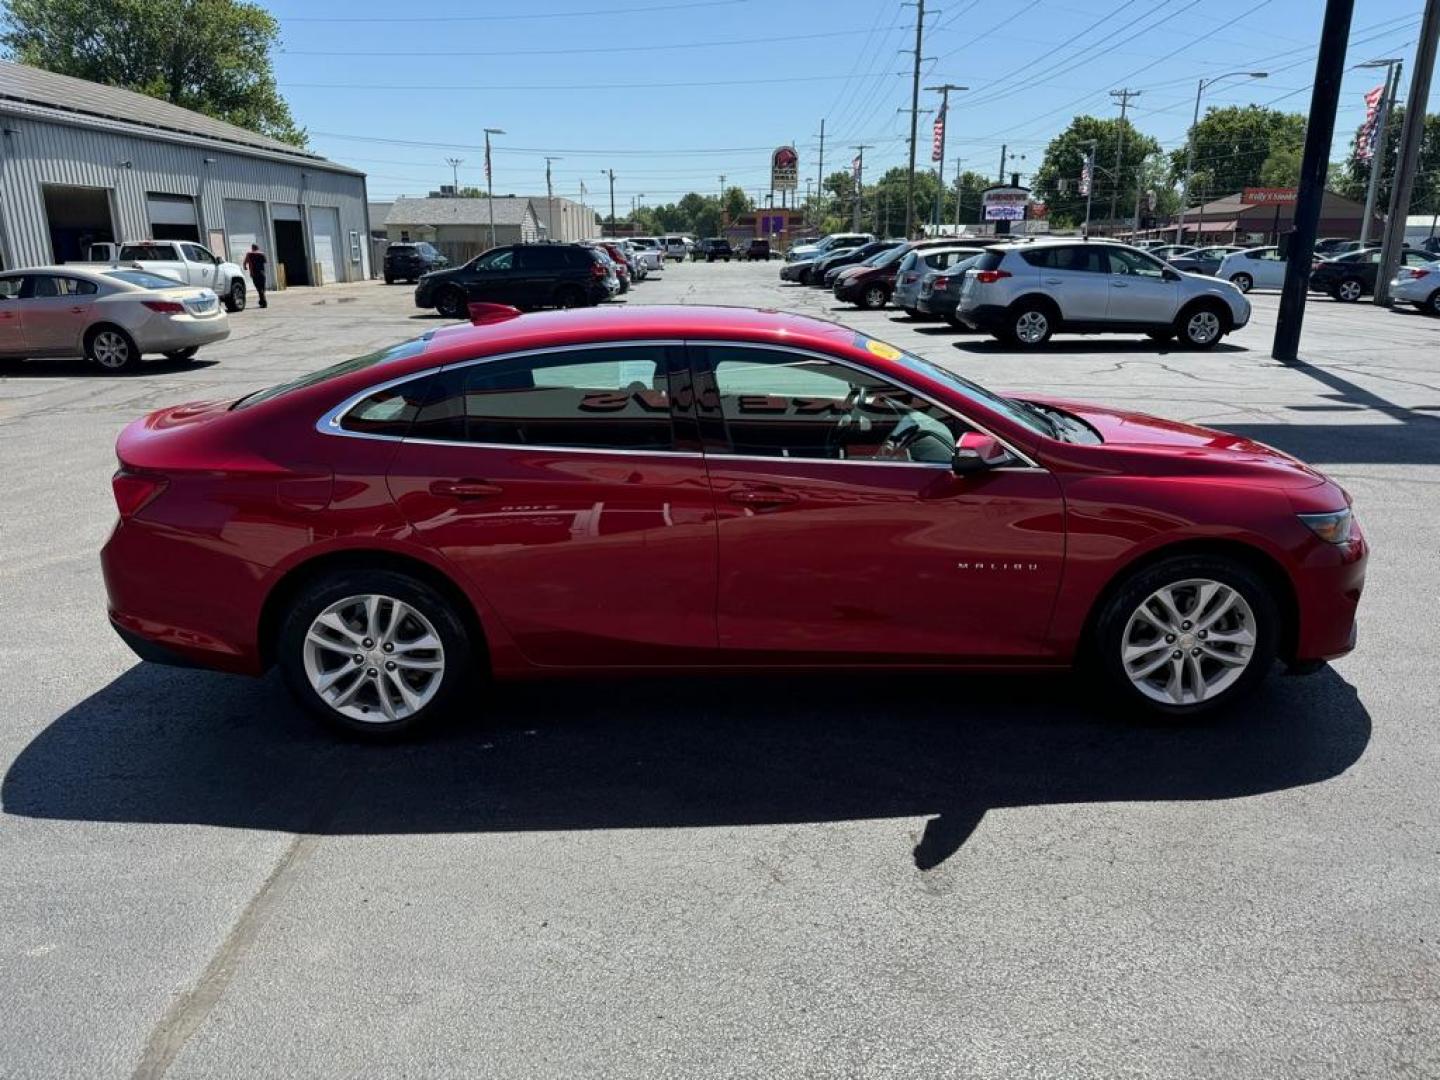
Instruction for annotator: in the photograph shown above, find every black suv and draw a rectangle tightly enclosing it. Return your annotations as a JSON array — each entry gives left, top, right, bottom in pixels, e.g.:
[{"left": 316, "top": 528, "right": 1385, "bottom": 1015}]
[
  {"left": 696, "top": 238, "right": 733, "bottom": 262},
  {"left": 745, "top": 239, "right": 771, "bottom": 261},
  {"left": 415, "top": 244, "right": 611, "bottom": 317},
  {"left": 384, "top": 242, "right": 448, "bottom": 284}
]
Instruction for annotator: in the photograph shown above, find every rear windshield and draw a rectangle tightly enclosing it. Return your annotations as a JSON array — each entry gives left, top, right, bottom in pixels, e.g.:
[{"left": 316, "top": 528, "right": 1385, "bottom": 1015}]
[
  {"left": 232, "top": 336, "right": 432, "bottom": 410},
  {"left": 118, "top": 243, "right": 176, "bottom": 261},
  {"left": 973, "top": 251, "right": 1005, "bottom": 272},
  {"left": 104, "top": 269, "right": 186, "bottom": 289}
]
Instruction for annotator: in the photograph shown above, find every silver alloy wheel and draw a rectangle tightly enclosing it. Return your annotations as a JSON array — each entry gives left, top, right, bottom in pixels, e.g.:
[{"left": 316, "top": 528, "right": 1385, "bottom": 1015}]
[
  {"left": 302, "top": 594, "right": 446, "bottom": 724},
  {"left": 92, "top": 330, "right": 132, "bottom": 369},
  {"left": 1121, "top": 578, "right": 1256, "bottom": 706},
  {"left": 1015, "top": 309, "right": 1050, "bottom": 344},
  {"left": 1186, "top": 309, "right": 1221, "bottom": 344},
  {"left": 1431, "top": 290, "right": 1440, "bottom": 315},
  {"left": 1231, "top": 273, "right": 1252, "bottom": 293},
  {"left": 1337, "top": 279, "right": 1363, "bottom": 302}
]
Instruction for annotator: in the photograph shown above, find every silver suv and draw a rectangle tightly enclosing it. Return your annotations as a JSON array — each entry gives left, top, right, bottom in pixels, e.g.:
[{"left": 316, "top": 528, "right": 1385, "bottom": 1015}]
[{"left": 956, "top": 239, "right": 1250, "bottom": 349}]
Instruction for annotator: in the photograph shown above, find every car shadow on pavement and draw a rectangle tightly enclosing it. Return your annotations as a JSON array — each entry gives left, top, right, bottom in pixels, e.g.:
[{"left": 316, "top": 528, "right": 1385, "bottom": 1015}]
[
  {"left": 0, "top": 358, "right": 221, "bottom": 378},
  {"left": 952, "top": 339, "right": 1248, "bottom": 355},
  {"left": 2, "top": 663, "right": 1370, "bottom": 870}
]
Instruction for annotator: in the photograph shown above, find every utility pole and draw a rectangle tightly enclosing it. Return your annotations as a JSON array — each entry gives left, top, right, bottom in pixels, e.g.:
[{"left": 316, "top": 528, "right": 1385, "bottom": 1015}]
[
  {"left": 815, "top": 119, "right": 826, "bottom": 221},
  {"left": 1274, "top": 0, "right": 1355, "bottom": 361},
  {"left": 926, "top": 82, "right": 967, "bottom": 236},
  {"left": 1133, "top": 164, "right": 1145, "bottom": 238},
  {"left": 1175, "top": 72, "right": 1269, "bottom": 243},
  {"left": 1376, "top": 0, "right": 1440, "bottom": 305},
  {"left": 604, "top": 169, "right": 616, "bottom": 237},
  {"left": 1359, "top": 59, "right": 1403, "bottom": 248},
  {"left": 953, "top": 157, "right": 964, "bottom": 234},
  {"left": 483, "top": 128, "right": 504, "bottom": 249},
  {"left": 544, "top": 156, "right": 561, "bottom": 241},
  {"left": 902, "top": 0, "right": 927, "bottom": 240},
  {"left": 851, "top": 144, "right": 871, "bottom": 232},
  {"left": 1107, "top": 89, "right": 1140, "bottom": 234},
  {"left": 718, "top": 174, "right": 726, "bottom": 236},
  {"left": 579, "top": 180, "right": 589, "bottom": 239},
  {"left": 998, "top": 144, "right": 1007, "bottom": 183},
  {"left": 446, "top": 157, "right": 464, "bottom": 194}
]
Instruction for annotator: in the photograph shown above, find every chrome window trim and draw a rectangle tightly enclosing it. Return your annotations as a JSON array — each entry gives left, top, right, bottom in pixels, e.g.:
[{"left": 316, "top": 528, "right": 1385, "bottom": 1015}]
[{"left": 315, "top": 337, "right": 1044, "bottom": 471}]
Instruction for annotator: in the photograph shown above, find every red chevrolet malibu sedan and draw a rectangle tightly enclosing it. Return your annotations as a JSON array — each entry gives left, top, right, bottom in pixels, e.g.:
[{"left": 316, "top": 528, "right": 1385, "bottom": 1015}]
[{"left": 102, "top": 305, "right": 1366, "bottom": 737}]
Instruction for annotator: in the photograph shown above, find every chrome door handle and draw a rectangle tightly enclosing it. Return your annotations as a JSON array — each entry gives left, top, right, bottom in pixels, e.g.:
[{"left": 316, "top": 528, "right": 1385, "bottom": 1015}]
[
  {"left": 729, "top": 488, "right": 799, "bottom": 508},
  {"left": 1111, "top": 281, "right": 1129, "bottom": 288},
  {"left": 429, "top": 478, "right": 503, "bottom": 499},
  {"left": 1044, "top": 277, "right": 1062, "bottom": 284},
  {"left": 70, "top": 306, "right": 86, "bottom": 313}
]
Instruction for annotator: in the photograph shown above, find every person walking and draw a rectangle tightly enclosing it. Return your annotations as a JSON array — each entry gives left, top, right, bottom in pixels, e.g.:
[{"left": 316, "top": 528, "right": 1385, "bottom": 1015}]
[{"left": 242, "top": 243, "right": 269, "bottom": 308}]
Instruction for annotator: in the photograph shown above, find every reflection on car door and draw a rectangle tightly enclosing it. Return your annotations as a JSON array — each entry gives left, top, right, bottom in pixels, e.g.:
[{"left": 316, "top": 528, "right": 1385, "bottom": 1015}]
[
  {"left": 382, "top": 343, "right": 720, "bottom": 666},
  {"left": 690, "top": 343, "right": 1065, "bottom": 662},
  {"left": 1033, "top": 245, "right": 1110, "bottom": 322},
  {"left": 0, "top": 275, "right": 26, "bottom": 356},
  {"left": 19, "top": 274, "right": 97, "bottom": 355},
  {"left": 1105, "top": 247, "right": 1180, "bottom": 324}
]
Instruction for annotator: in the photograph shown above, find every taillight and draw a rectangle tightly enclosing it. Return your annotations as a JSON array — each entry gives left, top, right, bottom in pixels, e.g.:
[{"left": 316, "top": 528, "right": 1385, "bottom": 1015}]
[
  {"left": 142, "top": 300, "right": 185, "bottom": 313},
  {"left": 934, "top": 276, "right": 950, "bottom": 289},
  {"left": 1404, "top": 268, "right": 1431, "bottom": 279},
  {"left": 974, "top": 269, "right": 1011, "bottom": 284},
  {"left": 112, "top": 467, "right": 168, "bottom": 519},
  {"left": 591, "top": 262, "right": 606, "bottom": 277}
]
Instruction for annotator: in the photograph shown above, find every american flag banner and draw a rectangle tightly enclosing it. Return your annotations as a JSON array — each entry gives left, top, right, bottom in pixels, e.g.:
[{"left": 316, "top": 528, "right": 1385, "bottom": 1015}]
[
  {"left": 931, "top": 110, "right": 946, "bottom": 163},
  {"left": 852, "top": 155, "right": 862, "bottom": 181},
  {"left": 1357, "top": 84, "right": 1385, "bottom": 162}
]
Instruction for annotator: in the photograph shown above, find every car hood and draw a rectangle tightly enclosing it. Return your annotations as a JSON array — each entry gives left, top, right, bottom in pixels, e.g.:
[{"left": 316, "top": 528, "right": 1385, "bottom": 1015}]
[{"left": 1025, "top": 396, "right": 1330, "bottom": 488}]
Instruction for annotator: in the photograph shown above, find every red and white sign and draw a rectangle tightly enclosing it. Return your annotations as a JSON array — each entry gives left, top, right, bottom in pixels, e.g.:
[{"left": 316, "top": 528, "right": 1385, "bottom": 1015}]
[
  {"left": 771, "top": 146, "right": 798, "bottom": 191},
  {"left": 1240, "top": 187, "right": 1297, "bottom": 206}
]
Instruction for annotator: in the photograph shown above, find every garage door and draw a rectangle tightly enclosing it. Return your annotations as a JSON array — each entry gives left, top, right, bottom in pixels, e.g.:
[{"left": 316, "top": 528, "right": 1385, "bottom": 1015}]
[
  {"left": 146, "top": 193, "right": 199, "bottom": 242},
  {"left": 310, "top": 206, "right": 344, "bottom": 285},
  {"left": 223, "top": 199, "right": 267, "bottom": 268}
]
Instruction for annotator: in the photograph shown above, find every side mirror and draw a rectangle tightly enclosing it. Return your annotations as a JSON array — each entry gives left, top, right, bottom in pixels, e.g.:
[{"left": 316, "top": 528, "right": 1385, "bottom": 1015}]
[{"left": 951, "top": 432, "right": 1014, "bottom": 475}]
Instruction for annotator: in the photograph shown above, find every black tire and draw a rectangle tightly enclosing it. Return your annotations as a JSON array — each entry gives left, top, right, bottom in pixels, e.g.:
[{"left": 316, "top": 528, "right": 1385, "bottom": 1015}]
[
  {"left": 899, "top": 306, "right": 919, "bottom": 319},
  {"left": 223, "top": 280, "right": 246, "bottom": 313},
  {"left": 1428, "top": 290, "right": 1440, "bottom": 316},
  {"left": 797, "top": 267, "right": 812, "bottom": 285},
  {"left": 553, "top": 284, "right": 585, "bottom": 309},
  {"left": 1004, "top": 301, "right": 1054, "bottom": 348},
  {"left": 1174, "top": 302, "right": 1227, "bottom": 349},
  {"left": 944, "top": 311, "right": 966, "bottom": 328},
  {"left": 1092, "top": 553, "right": 1278, "bottom": 719},
  {"left": 1333, "top": 277, "right": 1364, "bottom": 303},
  {"left": 1229, "top": 272, "right": 1253, "bottom": 294},
  {"left": 162, "top": 347, "right": 199, "bottom": 361},
  {"left": 85, "top": 325, "right": 140, "bottom": 373},
  {"left": 278, "top": 568, "right": 474, "bottom": 740},
  {"left": 384, "top": 274, "right": 395, "bottom": 285},
  {"left": 435, "top": 286, "right": 468, "bottom": 319},
  {"left": 858, "top": 283, "right": 888, "bottom": 310}
]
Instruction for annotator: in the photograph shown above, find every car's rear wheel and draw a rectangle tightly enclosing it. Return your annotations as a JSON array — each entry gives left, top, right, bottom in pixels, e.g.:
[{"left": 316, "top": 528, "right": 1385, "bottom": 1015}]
[
  {"left": 554, "top": 284, "right": 585, "bottom": 309},
  {"left": 1334, "top": 277, "right": 1364, "bottom": 302},
  {"left": 279, "top": 569, "right": 472, "bottom": 739},
  {"left": 1094, "top": 555, "right": 1277, "bottom": 718},
  {"left": 859, "top": 283, "right": 888, "bottom": 310},
  {"left": 86, "top": 325, "right": 139, "bottom": 373},
  {"left": 1229, "top": 272, "right": 1253, "bottom": 293},
  {"left": 162, "top": 347, "right": 199, "bottom": 361},
  {"left": 223, "top": 280, "right": 246, "bottom": 313},
  {"left": 1176, "top": 304, "right": 1226, "bottom": 349},
  {"left": 1428, "top": 289, "right": 1440, "bottom": 316},
  {"left": 435, "top": 286, "right": 467, "bottom": 319},
  {"left": 1004, "top": 303, "right": 1054, "bottom": 347}
]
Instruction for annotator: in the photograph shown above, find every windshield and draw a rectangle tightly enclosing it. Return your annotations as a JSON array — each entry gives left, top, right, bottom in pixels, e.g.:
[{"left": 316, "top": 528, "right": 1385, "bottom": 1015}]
[
  {"left": 869, "top": 246, "right": 908, "bottom": 269},
  {"left": 232, "top": 336, "right": 431, "bottom": 410}
]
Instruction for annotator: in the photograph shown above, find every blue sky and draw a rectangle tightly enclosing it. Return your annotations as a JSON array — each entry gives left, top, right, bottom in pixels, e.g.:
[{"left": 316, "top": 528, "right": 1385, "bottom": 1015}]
[{"left": 267, "top": 0, "right": 1437, "bottom": 205}]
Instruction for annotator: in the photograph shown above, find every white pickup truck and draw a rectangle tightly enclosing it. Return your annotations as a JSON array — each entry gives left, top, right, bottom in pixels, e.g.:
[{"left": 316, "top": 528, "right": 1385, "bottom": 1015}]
[{"left": 86, "top": 240, "right": 250, "bottom": 312}]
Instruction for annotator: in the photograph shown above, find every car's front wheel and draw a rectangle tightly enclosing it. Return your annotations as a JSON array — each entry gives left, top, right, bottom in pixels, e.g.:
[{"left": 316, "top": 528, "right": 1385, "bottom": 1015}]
[
  {"left": 1093, "top": 554, "right": 1277, "bottom": 718},
  {"left": 1333, "top": 277, "right": 1364, "bottom": 302},
  {"left": 1229, "top": 272, "right": 1253, "bottom": 293},
  {"left": 279, "top": 569, "right": 472, "bottom": 739},
  {"left": 858, "top": 283, "right": 888, "bottom": 310},
  {"left": 223, "top": 280, "right": 246, "bottom": 313},
  {"left": 1176, "top": 304, "right": 1226, "bottom": 349},
  {"left": 435, "top": 286, "right": 468, "bottom": 319}
]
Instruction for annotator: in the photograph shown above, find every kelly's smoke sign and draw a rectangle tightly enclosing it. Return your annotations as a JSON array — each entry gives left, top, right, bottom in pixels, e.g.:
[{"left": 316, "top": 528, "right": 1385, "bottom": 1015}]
[{"left": 771, "top": 146, "right": 798, "bottom": 191}]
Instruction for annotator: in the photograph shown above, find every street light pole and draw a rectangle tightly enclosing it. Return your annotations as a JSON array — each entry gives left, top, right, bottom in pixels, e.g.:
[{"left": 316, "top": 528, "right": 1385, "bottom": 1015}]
[
  {"left": 483, "top": 128, "right": 504, "bottom": 249},
  {"left": 544, "top": 156, "right": 561, "bottom": 242},
  {"left": 1358, "top": 59, "right": 1403, "bottom": 248},
  {"left": 925, "top": 83, "right": 968, "bottom": 236},
  {"left": 1177, "top": 72, "right": 1268, "bottom": 243},
  {"left": 446, "top": 157, "right": 463, "bottom": 194}
]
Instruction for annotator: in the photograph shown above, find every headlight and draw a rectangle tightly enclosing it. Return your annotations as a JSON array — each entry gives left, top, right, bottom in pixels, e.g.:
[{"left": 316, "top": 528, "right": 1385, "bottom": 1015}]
[{"left": 1298, "top": 508, "right": 1353, "bottom": 544}]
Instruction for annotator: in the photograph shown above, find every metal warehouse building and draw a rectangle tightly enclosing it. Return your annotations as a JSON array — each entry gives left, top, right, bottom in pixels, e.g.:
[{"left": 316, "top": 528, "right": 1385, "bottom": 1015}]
[{"left": 0, "top": 60, "right": 370, "bottom": 288}]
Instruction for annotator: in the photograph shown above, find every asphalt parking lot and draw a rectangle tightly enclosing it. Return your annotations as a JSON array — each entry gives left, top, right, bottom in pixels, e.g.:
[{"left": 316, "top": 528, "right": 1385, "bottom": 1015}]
[{"left": 2, "top": 262, "right": 1438, "bottom": 1079}]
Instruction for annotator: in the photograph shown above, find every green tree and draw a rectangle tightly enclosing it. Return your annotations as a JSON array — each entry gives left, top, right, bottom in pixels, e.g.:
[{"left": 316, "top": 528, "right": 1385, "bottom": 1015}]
[
  {"left": 1167, "top": 105, "right": 1305, "bottom": 204},
  {"left": 721, "top": 185, "right": 752, "bottom": 223},
  {"left": 1, "top": 0, "right": 307, "bottom": 146},
  {"left": 1332, "top": 108, "right": 1440, "bottom": 215},
  {"left": 1032, "top": 115, "right": 1161, "bottom": 228},
  {"left": 1258, "top": 145, "right": 1303, "bottom": 187}
]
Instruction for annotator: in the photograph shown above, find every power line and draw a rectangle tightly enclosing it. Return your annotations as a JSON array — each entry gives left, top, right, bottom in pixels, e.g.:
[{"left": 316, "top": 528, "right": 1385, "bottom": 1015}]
[{"left": 284, "top": 0, "right": 750, "bottom": 22}]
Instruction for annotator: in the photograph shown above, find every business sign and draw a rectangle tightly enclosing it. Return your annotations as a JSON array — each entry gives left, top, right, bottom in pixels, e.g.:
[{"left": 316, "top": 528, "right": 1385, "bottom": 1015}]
[
  {"left": 1241, "top": 187, "right": 1297, "bottom": 206},
  {"left": 982, "top": 185, "right": 1029, "bottom": 222},
  {"left": 771, "top": 146, "right": 798, "bottom": 191}
]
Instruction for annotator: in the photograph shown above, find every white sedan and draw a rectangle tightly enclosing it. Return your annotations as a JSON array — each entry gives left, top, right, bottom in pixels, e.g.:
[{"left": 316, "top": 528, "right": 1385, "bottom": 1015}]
[
  {"left": 1215, "top": 246, "right": 1288, "bottom": 293},
  {"left": 0, "top": 265, "right": 229, "bottom": 373}
]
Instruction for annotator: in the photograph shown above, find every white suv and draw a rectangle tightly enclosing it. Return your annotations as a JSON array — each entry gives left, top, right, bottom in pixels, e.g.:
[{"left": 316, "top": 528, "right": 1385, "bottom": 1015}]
[{"left": 956, "top": 239, "right": 1250, "bottom": 349}]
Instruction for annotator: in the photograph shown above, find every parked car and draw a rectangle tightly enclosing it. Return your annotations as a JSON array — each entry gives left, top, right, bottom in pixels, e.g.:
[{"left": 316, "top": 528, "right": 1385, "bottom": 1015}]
[
  {"left": 957, "top": 239, "right": 1250, "bottom": 349},
  {"left": 1314, "top": 237, "right": 1355, "bottom": 256},
  {"left": 832, "top": 238, "right": 984, "bottom": 311},
  {"left": 815, "top": 241, "right": 900, "bottom": 287},
  {"left": 1215, "top": 246, "right": 1289, "bottom": 293},
  {"left": 745, "top": 239, "right": 771, "bottom": 261},
  {"left": 584, "top": 247, "right": 623, "bottom": 299},
  {"left": 414, "top": 243, "right": 612, "bottom": 317},
  {"left": 1387, "top": 260, "right": 1440, "bottom": 314},
  {"left": 383, "top": 242, "right": 448, "bottom": 284},
  {"left": 915, "top": 253, "right": 986, "bottom": 325},
  {"left": 602, "top": 241, "right": 639, "bottom": 286},
  {"left": 784, "top": 231, "right": 875, "bottom": 265},
  {"left": 1167, "top": 245, "right": 1245, "bottom": 277},
  {"left": 0, "top": 265, "right": 228, "bottom": 372},
  {"left": 101, "top": 303, "right": 1367, "bottom": 738},
  {"left": 892, "top": 247, "right": 984, "bottom": 316},
  {"left": 86, "top": 239, "right": 248, "bottom": 312},
  {"left": 629, "top": 238, "right": 665, "bottom": 273},
  {"left": 1146, "top": 244, "right": 1196, "bottom": 260},
  {"left": 697, "top": 238, "right": 733, "bottom": 262},
  {"left": 662, "top": 236, "right": 691, "bottom": 260},
  {"left": 1309, "top": 247, "right": 1433, "bottom": 302}
]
